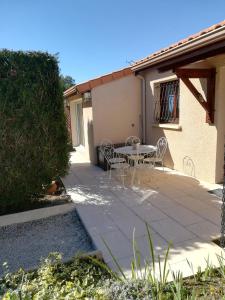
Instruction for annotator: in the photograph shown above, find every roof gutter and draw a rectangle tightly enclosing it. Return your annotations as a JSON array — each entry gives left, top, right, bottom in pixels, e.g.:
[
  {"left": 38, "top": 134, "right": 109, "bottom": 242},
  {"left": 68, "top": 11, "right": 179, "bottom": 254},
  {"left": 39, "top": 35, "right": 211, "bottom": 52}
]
[
  {"left": 63, "top": 86, "right": 77, "bottom": 98},
  {"left": 137, "top": 75, "right": 146, "bottom": 143},
  {"left": 132, "top": 26, "right": 225, "bottom": 72}
]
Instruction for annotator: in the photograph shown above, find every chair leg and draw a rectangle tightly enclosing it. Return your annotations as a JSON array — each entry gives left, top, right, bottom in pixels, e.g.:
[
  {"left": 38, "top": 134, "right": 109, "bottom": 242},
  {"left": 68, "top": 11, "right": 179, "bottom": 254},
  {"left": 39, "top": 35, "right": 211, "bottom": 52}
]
[
  {"left": 137, "top": 168, "right": 141, "bottom": 185},
  {"left": 131, "top": 167, "right": 136, "bottom": 187},
  {"left": 130, "top": 166, "right": 133, "bottom": 177},
  {"left": 122, "top": 169, "right": 125, "bottom": 188}
]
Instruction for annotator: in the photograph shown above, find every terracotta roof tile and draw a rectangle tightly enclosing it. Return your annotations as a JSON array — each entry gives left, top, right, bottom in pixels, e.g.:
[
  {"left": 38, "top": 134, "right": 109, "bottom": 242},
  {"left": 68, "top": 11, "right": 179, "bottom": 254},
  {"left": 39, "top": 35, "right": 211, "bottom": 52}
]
[
  {"left": 133, "top": 19, "right": 225, "bottom": 68},
  {"left": 77, "top": 82, "right": 91, "bottom": 93},
  {"left": 101, "top": 74, "right": 112, "bottom": 84},
  {"left": 64, "top": 67, "right": 132, "bottom": 97}
]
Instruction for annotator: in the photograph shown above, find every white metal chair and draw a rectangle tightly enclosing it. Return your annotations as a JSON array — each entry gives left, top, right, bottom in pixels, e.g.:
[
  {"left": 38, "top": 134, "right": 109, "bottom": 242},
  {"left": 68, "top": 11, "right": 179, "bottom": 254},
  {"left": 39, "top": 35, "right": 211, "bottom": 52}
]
[
  {"left": 103, "top": 146, "right": 130, "bottom": 186},
  {"left": 100, "top": 139, "right": 112, "bottom": 148},
  {"left": 125, "top": 136, "right": 144, "bottom": 164},
  {"left": 100, "top": 139, "right": 125, "bottom": 164},
  {"left": 143, "top": 137, "right": 168, "bottom": 169},
  {"left": 131, "top": 153, "right": 155, "bottom": 186}
]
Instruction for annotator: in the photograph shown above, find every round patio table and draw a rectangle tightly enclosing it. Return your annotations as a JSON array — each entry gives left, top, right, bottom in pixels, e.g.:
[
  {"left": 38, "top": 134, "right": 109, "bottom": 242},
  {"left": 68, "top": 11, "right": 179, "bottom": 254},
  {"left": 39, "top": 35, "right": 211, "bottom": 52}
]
[{"left": 114, "top": 145, "right": 156, "bottom": 156}]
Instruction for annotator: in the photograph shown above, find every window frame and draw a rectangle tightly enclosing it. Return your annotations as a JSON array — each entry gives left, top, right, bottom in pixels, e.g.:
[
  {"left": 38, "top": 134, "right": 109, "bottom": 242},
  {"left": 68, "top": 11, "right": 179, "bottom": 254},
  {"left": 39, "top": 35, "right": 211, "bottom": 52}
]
[{"left": 153, "top": 78, "right": 180, "bottom": 125}]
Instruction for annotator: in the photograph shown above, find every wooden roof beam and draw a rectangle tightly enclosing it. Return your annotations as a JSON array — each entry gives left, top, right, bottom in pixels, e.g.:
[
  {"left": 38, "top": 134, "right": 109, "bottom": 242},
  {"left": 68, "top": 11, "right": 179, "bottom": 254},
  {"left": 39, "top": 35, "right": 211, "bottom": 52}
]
[{"left": 175, "top": 68, "right": 216, "bottom": 124}]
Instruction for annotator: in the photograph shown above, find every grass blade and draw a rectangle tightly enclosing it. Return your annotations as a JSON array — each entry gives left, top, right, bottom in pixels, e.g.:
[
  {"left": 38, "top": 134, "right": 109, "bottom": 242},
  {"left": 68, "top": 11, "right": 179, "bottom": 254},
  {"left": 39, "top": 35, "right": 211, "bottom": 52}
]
[
  {"left": 162, "top": 242, "right": 171, "bottom": 284},
  {"left": 146, "top": 223, "right": 155, "bottom": 275},
  {"left": 87, "top": 255, "right": 121, "bottom": 281}
]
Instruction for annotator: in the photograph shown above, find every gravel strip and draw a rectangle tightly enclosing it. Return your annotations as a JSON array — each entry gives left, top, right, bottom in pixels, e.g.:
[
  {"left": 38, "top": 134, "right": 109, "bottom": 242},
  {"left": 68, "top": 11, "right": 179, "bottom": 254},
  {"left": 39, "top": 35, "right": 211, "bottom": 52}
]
[{"left": 0, "top": 209, "right": 94, "bottom": 275}]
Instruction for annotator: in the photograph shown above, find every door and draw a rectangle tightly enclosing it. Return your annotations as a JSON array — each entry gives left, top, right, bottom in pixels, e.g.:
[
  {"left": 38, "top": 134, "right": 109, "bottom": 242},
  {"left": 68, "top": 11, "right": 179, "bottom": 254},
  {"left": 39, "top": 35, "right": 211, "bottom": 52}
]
[{"left": 74, "top": 102, "right": 84, "bottom": 146}]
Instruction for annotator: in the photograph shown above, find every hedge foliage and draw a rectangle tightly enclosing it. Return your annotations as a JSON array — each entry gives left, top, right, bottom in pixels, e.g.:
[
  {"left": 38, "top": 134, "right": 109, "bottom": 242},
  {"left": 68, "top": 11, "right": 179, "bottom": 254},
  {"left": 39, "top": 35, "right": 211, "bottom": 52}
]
[{"left": 0, "top": 50, "right": 69, "bottom": 210}]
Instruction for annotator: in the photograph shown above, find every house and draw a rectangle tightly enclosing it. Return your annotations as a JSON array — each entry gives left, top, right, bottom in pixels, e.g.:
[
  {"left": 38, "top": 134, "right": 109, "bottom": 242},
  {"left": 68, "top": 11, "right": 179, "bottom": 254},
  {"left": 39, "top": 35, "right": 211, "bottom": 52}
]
[
  {"left": 64, "top": 20, "right": 225, "bottom": 184},
  {"left": 64, "top": 67, "right": 142, "bottom": 162},
  {"left": 131, "top": 20, "right": 225, "bottom": 184}
]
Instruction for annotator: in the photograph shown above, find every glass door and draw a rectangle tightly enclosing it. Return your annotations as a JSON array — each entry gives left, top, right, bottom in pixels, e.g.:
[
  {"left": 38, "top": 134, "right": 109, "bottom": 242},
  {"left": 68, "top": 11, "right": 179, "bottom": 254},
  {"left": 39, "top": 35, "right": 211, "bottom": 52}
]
[{"left": 75, "top": 102, "right": 84, "bottom": 146}]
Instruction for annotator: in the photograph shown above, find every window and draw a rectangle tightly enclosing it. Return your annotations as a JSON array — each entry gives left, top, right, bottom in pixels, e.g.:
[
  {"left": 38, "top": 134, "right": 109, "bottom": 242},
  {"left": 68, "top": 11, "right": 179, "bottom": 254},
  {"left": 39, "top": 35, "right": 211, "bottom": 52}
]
[{"left": 154, "top": 80, "right": 179, "bottom": 124}]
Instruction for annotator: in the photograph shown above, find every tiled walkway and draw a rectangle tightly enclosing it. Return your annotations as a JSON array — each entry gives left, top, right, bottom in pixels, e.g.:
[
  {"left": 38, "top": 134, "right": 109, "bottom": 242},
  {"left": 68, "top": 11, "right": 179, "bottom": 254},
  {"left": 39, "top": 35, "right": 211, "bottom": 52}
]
[{"left": 63, "top": 151, "right": 224, "bottom": 279}]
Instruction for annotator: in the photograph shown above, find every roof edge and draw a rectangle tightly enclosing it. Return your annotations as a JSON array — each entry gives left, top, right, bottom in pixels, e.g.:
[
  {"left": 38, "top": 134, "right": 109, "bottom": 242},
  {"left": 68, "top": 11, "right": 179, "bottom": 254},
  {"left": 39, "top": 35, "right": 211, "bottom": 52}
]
[
  {"left": 64, "top": 67, "right": 132, "bottom": 98},
  {"left": 132, "top": 21, "right": 225, "bottom": 72},
  {"left": 63, "top": 85, "right": 77, "bottom": 97}
]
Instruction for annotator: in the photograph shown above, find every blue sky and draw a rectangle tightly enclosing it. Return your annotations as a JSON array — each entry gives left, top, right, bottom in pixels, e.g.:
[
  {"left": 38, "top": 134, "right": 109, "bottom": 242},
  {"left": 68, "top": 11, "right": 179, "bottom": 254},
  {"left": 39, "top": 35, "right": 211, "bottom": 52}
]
[{"left": 1, "top": 0, "right": 225, "bottom": 83}]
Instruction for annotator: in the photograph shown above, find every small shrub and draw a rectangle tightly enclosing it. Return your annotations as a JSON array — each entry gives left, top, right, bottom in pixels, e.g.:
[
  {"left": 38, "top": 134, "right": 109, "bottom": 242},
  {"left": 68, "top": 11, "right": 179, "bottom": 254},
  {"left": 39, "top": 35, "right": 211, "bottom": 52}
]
[
  {"left": 0, "top": 252, "right": 112, "bottom": 299},
  {"left": 0, "top": 50, "right": 70, "bottom": 211},
  {"left": 104, "top": 279, "right": 153, "bottom": 300}
]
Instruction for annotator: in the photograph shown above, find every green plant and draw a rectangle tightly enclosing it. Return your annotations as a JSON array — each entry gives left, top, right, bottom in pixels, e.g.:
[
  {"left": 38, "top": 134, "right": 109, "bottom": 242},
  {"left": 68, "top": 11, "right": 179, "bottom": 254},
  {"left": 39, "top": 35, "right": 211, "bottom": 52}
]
[
  {"left": 0, "top": 50, "right": 69, "bottom": 212},
  {"left": 186, "top": 259, "right": 197, "bottom": 282},
  {"left": 217, "top": 253, "right": 225, "bottom": 279},
  {"left": 170, "top": 271, "right": 188, "bottom": 300},
  {"left": 104, "top": 279, "right": 153, "bottom": 300},
  {"left": 0, "top": 252, "right": 111, "bottom": 299},
  {"left": 102, "top": 223, "right": 171, "bottom": 299},
  {"left": 201, "top": 255, "right": 215, "bottom": 281}
]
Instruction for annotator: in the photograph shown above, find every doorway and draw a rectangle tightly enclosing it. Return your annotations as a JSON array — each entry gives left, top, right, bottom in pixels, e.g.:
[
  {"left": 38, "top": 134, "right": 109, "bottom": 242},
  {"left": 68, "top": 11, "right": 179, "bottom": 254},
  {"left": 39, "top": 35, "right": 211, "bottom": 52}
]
[{"left": 74, "top": 101, "right": 84, "bottom": 146}]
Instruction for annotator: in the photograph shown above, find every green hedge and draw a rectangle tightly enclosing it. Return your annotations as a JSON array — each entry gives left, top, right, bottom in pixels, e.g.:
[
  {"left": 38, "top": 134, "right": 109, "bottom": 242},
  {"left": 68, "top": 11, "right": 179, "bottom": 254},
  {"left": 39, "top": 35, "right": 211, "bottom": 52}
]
[{"left": 0, "top": 50, "right": 69, "bottom": 210}]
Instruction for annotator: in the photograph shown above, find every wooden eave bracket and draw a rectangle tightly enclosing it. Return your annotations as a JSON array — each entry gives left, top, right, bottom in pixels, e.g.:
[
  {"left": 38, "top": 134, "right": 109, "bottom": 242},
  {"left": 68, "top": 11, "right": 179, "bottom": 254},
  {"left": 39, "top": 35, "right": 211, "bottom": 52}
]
[{"left": 175, "top": 68, "right": 216, "bottom": 124}]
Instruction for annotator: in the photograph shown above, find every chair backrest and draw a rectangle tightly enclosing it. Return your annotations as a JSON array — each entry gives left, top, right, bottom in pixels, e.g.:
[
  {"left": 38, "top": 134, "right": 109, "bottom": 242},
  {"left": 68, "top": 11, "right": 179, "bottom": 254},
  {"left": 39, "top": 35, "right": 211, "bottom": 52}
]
[
  {"left": 125, "top": 136, "right": 141, "bottom": 146},
  {"left": 103, "top": 144, "right": 114, "bottom": 164},
  {"left": 100, "top": 139, "right": 112, "bottom": 156},
  {"left": 156, "top": 137, "right": 167, "bottom": 160}
]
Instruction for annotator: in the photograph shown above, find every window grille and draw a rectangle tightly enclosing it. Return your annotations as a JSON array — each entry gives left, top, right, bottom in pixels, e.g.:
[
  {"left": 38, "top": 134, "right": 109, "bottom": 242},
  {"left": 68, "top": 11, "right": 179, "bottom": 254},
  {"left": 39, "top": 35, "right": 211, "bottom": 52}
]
[{"left": 154, "top": 80, "right": 179, "bottom": 124}]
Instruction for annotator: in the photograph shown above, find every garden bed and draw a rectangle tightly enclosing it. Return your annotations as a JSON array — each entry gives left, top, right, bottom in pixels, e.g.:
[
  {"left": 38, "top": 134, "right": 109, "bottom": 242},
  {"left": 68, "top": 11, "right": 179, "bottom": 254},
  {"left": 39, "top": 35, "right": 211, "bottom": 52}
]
[{"left": 1, "top": 251, "right": 225, "bottom": 299}]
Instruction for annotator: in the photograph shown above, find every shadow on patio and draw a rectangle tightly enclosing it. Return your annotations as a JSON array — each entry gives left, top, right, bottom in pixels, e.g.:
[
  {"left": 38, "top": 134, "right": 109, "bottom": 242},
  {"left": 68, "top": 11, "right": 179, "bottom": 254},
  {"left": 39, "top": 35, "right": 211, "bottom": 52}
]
[{"left": 63, "top": 152, "right": 223, "bottom": 278}]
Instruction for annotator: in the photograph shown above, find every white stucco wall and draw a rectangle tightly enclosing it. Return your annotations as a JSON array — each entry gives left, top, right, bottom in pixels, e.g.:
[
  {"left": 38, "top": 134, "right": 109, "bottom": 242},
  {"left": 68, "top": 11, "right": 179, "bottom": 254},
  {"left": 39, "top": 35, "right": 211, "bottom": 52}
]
[
  {"left": 215, "top": 66, "right": 225, "bottom": 182},
  {"left": 142, "top": 56, "right": 225, "bottom": 183},
  {"left": 91, "top": 74, "right": 142, "bottom": 147}
]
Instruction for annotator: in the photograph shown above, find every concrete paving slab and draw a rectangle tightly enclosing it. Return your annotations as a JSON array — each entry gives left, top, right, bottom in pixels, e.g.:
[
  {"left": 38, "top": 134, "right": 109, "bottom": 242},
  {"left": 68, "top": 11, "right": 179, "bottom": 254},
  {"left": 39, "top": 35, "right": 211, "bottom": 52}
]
[{"left": 62, "top": 150, "right": 224, "bottom": 279}]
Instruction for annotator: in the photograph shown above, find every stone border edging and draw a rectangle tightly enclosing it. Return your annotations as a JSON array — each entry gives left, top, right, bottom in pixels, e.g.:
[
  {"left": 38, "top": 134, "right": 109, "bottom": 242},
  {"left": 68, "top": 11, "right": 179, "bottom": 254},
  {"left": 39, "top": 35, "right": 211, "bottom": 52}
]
[{"left": 0, "top": 203, "right": 76, "bottom": 227}]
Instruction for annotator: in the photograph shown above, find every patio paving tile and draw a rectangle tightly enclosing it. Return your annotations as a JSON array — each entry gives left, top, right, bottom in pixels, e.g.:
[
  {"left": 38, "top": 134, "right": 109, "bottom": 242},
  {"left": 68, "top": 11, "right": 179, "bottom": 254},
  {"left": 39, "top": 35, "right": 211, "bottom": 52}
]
[
  {"left": 135, "top": 232, "right": 168, "bottom": 259},
  {"left": 103, "top": 201, "right": 137, "bottom": 223},
  {"left": 132, "top": 188, "right": 159, "bottom": 205},
  {"left": 172, "top": 195, "right": 213, "bottom": 212},
  {"left": 186, "top": 221, "right": 220, "bottom": 241},
  {"left": 159, "top": 187, "right": 187, "bottom": 200},
  {"left": 185, "top": 187, "right": 218, "bottom": 200},
  {"left": 91, "top": 229, "right": 133, "bottom": 263},
  {"left": 203, "top": 197, "right": 222, "bottom": 210},
  {"left": 149, "top": 218, "right": 197, "bottom": 243},
  {"left": 116, "top": 217, "right": 148, "bottom": 239},
  {"left": 132, "top": 202, "right": 168, "bottom": 223},
  {"left": 161, "top": 204, "right": 205, "bottom": 226},
  {"left": 170, "top": 195, "right": 221, "bottom": 226},
  {"left": 111, "top": 187, "right": 144, "bottom": 207},
  {"left": 77, "top": 207, "right": 117, "bottom": 235},
  {"left": 197, "top": 207, "right": 221, "bottom": 226},
  {"left": 146, "top": 193, "right": 177, "bottom": 209}
]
